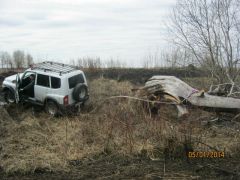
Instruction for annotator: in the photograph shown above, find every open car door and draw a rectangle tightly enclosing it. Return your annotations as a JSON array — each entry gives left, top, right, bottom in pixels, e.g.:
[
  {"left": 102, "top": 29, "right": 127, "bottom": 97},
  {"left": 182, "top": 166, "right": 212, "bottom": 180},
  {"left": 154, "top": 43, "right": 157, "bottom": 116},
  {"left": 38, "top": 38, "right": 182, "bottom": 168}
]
[{"left": 15, "top": 73, "right": 20, "bottom": 103}]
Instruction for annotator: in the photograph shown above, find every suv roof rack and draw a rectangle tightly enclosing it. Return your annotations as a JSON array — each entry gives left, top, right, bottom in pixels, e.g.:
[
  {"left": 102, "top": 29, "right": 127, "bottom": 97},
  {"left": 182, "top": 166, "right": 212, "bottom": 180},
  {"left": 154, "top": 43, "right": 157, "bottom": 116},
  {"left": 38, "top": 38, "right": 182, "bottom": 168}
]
[{"left": 31, "top": 61, "right": 78, "bottom": 75}]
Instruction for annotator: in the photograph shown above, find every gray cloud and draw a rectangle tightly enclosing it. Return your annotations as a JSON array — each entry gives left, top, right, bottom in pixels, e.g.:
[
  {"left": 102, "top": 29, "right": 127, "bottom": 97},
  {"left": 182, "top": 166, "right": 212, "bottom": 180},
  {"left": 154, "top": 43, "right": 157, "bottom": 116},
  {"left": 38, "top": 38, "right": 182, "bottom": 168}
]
[
  {"left": 0, "top": 18, "right": 25, "bottom": 27},
  {"left": 0, "top": 0, "right": 176, "bottom": 66}
]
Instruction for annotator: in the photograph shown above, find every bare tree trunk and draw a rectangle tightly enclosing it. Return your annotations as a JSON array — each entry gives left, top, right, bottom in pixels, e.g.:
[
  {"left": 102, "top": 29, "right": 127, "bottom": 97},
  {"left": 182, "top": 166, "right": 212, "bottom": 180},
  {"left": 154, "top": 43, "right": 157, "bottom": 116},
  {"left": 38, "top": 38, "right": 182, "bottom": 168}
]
[{"left": 141, "top": 76, "right": 240, "bottom": 117}]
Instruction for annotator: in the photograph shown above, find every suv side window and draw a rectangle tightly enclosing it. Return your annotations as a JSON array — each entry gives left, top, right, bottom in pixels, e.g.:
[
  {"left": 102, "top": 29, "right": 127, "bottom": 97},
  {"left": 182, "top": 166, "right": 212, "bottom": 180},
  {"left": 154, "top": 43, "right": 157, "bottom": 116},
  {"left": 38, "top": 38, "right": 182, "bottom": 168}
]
[
  {"left": 68, "top": 74, "right": 84, "bottom": 89},
  {"left": 37, "top": 74, "right": 50, "bottom": 87},
  {"left": 51, "top": 77, "right": 61, "bottom": 89}
]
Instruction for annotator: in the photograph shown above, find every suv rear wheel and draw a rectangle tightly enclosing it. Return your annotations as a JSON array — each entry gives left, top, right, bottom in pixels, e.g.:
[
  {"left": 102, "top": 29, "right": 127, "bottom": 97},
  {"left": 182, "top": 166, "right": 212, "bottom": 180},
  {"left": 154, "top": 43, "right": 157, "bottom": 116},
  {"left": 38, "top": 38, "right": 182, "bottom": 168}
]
[
  {"left": 4, "top": 89, "right": 15, "bottom": 103},
  {"left": 45, "top": 100, "right": 59, "bottom": 116}
]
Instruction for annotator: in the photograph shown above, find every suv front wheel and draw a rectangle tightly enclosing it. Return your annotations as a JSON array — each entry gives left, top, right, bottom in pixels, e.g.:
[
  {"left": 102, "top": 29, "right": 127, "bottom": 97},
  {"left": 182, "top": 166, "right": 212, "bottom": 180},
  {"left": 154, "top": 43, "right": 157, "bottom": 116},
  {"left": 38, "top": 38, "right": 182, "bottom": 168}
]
[
  {"left": 45, "top": 100, "right": 59, "bottom": 116},
  {"left": 4, "top": 89, "right": 15, "bottom": 103}
]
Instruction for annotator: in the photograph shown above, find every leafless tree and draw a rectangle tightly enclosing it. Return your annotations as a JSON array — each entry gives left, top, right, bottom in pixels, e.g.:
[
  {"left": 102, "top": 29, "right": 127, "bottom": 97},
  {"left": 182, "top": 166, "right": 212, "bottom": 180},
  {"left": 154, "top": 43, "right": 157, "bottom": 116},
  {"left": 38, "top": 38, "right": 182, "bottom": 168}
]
[
  {"left": 0, "top": 51, "right": 12, "bottom": 71},
  {"left": 13, "top": 50, "right": 25, "bottom": 69},
  {"left": 76, "top": 57, "right": 102, "bottom": 69},
  {"left": 142, "top": 47, "right": 194, "bottom": 68},
  {"left": 0, "top": 52, "right": 7, "bottom": 69},
  {"left": 26, "top": 53, "right": 33, "bottom": 67},
  {"left": 142, "top": 48, "right": 163, "bottom": 68},
  {"left": 76, "top": 58, "right": 83, "bottom": 68},
  {"left": 86, "top": 57, "right": 101, "bottom": 69},
  {"left": 106, "top": 58, "right": 125, "bottom": 68},
  {"left": 69, "top": 59, "right": 76, "bottom": 66},
  {"left": 106, "top": 59, "right": 115, "bottom": 68},
  {"left": 170, "top": 0, "right": 240, "bottom": 83},
  {"left": 142, "top": 52, "right": 159, "bottom": 68},
  {"left": 162, "top": 47, "right": 195, "bottom": 68}
]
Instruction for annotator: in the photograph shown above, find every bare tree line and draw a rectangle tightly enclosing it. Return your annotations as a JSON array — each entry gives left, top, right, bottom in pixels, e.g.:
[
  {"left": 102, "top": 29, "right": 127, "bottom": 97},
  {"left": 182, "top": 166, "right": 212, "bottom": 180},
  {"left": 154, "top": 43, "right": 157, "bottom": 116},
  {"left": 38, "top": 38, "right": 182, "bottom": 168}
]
[
  {"left": 0, "top": 50, "right": 34, "bottom": 71},
  {"left": 142, "top": 47, "right": 196, "bottom": 68},
  {"left": 69, "top": 57, "right": 127, "bottom": 69}
]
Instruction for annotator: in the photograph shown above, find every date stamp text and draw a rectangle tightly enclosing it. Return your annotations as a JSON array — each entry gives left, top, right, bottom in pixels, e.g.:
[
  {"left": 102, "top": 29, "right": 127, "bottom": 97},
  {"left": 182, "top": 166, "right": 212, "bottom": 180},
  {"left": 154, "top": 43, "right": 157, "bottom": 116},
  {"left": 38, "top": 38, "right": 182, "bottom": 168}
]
[{"left": 188, "top": 151, "right": 224, "bottom": 158}]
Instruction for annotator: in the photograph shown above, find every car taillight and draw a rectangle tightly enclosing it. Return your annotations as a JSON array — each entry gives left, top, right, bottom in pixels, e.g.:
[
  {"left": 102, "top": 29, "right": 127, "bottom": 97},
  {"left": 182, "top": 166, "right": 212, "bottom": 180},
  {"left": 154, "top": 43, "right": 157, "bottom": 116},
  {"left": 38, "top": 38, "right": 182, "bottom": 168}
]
[{"left": 63, "top": 95, "right": 69, "bottom": 105}]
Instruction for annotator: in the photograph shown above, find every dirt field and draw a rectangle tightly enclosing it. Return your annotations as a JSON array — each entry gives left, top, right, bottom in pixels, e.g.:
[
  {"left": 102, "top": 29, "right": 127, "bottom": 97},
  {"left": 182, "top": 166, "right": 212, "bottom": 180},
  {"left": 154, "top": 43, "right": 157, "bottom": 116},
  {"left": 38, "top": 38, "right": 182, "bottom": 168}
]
[{"left": 0, "top": 74, "right": 239, "bottom": 179}]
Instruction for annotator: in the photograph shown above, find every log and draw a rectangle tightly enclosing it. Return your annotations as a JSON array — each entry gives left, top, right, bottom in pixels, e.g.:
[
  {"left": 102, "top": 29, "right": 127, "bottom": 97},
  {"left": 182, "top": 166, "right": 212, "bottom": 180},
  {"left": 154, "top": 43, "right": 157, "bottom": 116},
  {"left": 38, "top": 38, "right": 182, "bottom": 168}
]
[{"left": 142, "top": 76, "right": 240, "bottom": 117}]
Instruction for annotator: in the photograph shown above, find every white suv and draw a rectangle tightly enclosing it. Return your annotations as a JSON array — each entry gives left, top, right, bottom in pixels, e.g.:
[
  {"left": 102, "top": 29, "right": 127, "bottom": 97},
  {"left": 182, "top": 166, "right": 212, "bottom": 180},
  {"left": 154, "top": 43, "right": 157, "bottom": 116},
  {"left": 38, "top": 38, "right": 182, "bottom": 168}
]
[{"left": 2, "top": 61, "right": 89, "bottom": 116}]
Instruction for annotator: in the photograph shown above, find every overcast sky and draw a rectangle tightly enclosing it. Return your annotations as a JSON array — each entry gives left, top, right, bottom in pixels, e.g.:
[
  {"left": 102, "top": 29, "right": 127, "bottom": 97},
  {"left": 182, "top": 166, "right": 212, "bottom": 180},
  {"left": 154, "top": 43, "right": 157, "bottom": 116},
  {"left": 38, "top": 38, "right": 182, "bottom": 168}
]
[{"left": 0, "top": 0, "right": 176, "bottom": 67}]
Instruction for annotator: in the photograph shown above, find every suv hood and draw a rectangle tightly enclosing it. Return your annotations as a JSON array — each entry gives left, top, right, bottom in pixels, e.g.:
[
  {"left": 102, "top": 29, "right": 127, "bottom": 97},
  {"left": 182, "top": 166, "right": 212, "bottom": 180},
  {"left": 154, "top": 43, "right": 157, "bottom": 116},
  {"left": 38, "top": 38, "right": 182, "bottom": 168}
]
[{"left": 4, "top": 73, "right": 23, "bottom": 83}]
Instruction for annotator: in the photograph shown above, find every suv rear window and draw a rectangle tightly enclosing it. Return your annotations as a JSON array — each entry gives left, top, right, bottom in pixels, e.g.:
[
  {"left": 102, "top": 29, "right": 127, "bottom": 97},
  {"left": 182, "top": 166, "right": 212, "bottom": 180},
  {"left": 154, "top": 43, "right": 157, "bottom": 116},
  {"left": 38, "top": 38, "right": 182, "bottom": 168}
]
[
  {"left": 51, "top": 77, "right": 61, "bottom": 89},
  {"left": 68, "top": 74, "right": 84, "bottom": 89},
  {"left": 37, "top": 74, "right": 50, "bottom": 87}
]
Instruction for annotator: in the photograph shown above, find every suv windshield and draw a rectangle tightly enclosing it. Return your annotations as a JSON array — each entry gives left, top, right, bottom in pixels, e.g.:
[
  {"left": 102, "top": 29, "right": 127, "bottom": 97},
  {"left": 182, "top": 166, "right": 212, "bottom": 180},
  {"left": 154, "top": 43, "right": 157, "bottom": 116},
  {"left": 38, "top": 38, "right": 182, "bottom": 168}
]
[{"left": 68, "top": 74, "right": 84, "bottom": 89}]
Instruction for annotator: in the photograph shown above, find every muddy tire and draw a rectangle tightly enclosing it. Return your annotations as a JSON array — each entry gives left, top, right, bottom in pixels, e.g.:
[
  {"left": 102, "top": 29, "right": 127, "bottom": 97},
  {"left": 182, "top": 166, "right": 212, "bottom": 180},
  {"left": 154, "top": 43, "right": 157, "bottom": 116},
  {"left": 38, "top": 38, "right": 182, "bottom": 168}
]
[
  {"left": 4, "top": 89, "right": 15, "bottom": 104},
  {"left": 45, "top": 100, "right": 59, "bottom": 116},
  {"left": 72, "top": 83, "right": 88, "bottom": 102}
]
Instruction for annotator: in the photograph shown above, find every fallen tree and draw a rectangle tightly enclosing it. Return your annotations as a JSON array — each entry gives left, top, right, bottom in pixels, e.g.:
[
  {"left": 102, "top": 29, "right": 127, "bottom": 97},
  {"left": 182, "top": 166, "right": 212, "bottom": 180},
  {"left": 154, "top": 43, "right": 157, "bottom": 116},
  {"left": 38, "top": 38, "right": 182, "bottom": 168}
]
[{"left": 139, "top": 76, "right": 240, "bottom": 117}]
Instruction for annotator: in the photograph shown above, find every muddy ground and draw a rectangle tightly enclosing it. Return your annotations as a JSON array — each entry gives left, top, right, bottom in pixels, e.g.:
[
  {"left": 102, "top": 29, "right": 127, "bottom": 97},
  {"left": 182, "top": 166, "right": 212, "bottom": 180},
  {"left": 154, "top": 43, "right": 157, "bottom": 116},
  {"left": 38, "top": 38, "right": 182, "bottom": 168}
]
[
  {"left": 1, "top": 155, "right": 239, "bottom": 179},
  {"left": 0, "top": 72, "right": 240, "bottom": 179}
]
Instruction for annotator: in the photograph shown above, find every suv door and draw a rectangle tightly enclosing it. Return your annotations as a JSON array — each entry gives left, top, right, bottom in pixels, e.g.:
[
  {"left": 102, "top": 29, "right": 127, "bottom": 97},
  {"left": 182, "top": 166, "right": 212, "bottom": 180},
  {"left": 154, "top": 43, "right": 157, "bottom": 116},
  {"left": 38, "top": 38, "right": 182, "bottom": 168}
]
[
  {"left": 19, "top": 71, "right": 36, "bottom": 89},
  {"left": 15, "top": 73, "right": 21, "bottom": 103},
  {"left": 19, "top": 71, "right": 36, "bottom": 99},
  {"left": 35, "top": 73, "right": 50, "bottom": 102}
]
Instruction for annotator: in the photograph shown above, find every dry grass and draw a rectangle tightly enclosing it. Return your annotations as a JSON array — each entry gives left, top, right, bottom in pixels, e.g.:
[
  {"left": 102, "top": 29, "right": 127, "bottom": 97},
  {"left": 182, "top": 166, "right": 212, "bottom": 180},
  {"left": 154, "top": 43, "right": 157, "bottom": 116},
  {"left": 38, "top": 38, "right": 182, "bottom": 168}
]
[{"left": 0, "top": 78, "right": 239, "bottom": 174}]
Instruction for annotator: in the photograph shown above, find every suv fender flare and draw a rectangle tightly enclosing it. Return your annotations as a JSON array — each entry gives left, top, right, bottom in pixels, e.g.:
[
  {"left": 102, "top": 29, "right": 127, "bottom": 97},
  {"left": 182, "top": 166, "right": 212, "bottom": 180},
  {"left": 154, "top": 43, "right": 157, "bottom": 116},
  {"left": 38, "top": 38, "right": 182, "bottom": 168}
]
[
  {"left": 44, "top": 98, "right": 61, "bottom": 116},
  {"left": 3, "top": 86, "right": 15, "bottom": 94},
  {"left": 44, "top": 97, "right": 59, "bottom": 106},
  {"left": 2, "top": 86, "right": 17, "bottom": 103}
]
